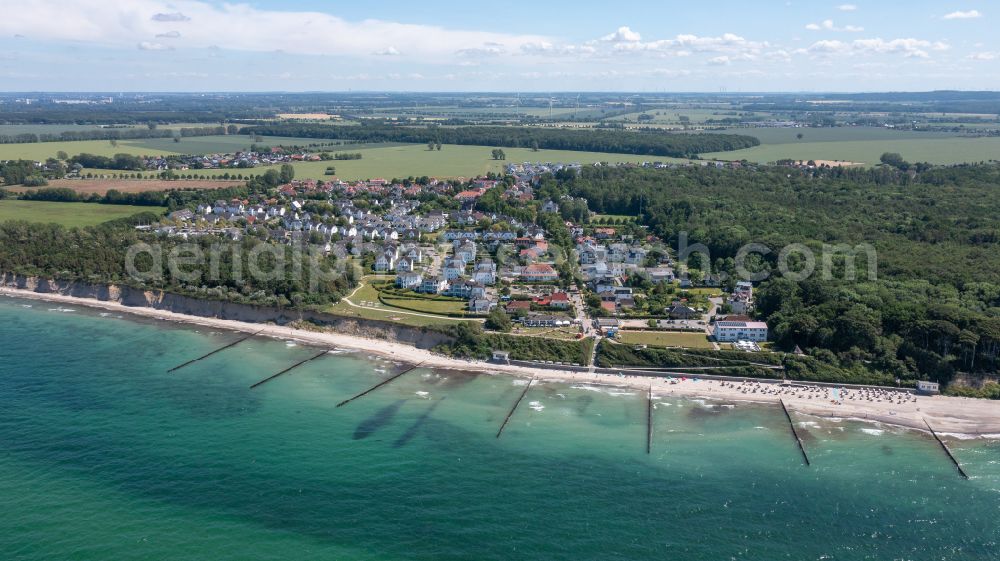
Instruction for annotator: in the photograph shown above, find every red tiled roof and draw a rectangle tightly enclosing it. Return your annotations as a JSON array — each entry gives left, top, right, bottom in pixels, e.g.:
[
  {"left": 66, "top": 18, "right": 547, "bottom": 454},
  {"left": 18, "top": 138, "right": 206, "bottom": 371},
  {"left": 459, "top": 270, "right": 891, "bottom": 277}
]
[{"left": 523, "top": 263, "right": 556, "bottom": 274}]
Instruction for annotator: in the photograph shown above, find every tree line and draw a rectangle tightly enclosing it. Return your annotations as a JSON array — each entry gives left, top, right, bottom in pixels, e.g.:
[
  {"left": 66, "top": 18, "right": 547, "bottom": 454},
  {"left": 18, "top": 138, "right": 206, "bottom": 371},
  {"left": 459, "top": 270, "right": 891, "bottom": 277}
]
[
  {"left": 0, "top": 125, "right": 236, "bottom": 145},
  {"left": 239, "top": 123, "right": 761, "bottom": 158}
]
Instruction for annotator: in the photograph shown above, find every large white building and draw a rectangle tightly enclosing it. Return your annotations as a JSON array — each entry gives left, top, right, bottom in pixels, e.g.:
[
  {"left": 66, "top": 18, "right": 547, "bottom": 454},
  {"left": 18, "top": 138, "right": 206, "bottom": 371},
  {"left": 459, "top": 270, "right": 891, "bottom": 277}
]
[{"left": 713, "top": 320, "right": 768, "bottom": 342}]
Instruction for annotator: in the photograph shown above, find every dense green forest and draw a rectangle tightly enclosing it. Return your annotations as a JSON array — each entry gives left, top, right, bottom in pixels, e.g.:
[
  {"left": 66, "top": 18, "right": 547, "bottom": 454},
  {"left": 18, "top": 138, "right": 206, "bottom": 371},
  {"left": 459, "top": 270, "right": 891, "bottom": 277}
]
[
  {"left": 0, "top": 219, "right": 356, "bottom": 307},
  {"left": 549, "top": 164, "right": 1000, "bottom": 390},
  {"left": 240, "top": 123, "right": 761, "bottom": 158},
  {"left": 0, "top": 125, "right": 233, "bottom": 145}
]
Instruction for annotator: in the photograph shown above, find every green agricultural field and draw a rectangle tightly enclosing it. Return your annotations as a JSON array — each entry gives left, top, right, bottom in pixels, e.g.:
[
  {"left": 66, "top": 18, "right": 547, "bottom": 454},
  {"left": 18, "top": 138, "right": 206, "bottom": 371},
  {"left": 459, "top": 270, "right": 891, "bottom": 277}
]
[
  {"left": 0, "top": 200, "right": 164, "bottom": 227},
  {"left": 369, "top": 106, "right": 597, "bottom": 119},
  {"left": 0, "top": 135, "right": 384, "bottom": 161},
  {"left": 615, "top": 330, "right": 714, "bottom": 349},
  {"left": 0, "top": 124, "right": 114, "bottom": 135},
  {"left": 608, "top": 108, "right": 750, "bottom": 125},
  {"left": 123, "top": 135, "right": 377, "bottom": 155},
  {"left": 703, "top": 126, "right": 1000, "bottom": 164},
  {"left": 125, "top": 143, "right": 685, "bottom": 181},
  {"left": 0, "top": 139, "right": 178, "bottom": 160},
  {"left": 718, "top": 126, "right": 952, "bottom": 144}
]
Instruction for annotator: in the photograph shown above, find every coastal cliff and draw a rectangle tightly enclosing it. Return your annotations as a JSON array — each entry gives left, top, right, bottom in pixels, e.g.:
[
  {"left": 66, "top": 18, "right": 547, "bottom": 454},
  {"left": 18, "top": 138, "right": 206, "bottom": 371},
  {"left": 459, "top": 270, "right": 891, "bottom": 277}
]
[{"left": 0, "top": 273, "right": 453, "bottom": 350}]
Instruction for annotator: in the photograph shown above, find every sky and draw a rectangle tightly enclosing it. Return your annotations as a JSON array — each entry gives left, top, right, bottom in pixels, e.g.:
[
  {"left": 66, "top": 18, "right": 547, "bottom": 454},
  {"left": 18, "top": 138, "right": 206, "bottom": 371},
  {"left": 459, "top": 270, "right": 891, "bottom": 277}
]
[{"left": 0, "top": 0, "right": 998, "bottom": 92}]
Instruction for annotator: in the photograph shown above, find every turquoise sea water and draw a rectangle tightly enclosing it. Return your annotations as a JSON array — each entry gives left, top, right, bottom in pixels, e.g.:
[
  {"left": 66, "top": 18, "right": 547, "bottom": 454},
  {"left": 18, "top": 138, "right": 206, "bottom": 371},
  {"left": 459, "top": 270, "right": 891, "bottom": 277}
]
[{"left": 1, "top": 296, "right": 998, "bottom": 561}]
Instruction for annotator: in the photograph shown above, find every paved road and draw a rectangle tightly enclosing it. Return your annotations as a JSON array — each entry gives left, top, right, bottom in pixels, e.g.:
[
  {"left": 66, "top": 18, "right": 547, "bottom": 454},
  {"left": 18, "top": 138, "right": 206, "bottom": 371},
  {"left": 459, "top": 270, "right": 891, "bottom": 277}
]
[{"left": 706, "top": 296, "right": 723, "bottom": 349}]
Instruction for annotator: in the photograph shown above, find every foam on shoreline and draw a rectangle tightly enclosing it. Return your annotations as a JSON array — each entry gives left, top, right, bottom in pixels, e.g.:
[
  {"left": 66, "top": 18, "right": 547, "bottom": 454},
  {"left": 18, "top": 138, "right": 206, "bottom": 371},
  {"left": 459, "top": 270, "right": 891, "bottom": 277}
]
[{"left": 3, "top": 286, "right": 1000, "bottom": 438}]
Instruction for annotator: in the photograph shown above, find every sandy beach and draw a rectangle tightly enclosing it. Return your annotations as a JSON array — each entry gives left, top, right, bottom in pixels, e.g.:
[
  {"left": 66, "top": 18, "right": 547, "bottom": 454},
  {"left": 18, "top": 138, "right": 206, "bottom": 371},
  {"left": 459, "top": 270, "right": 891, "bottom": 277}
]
[{"left": 4, "top": 286, "right": 1000, "bottom": 437}]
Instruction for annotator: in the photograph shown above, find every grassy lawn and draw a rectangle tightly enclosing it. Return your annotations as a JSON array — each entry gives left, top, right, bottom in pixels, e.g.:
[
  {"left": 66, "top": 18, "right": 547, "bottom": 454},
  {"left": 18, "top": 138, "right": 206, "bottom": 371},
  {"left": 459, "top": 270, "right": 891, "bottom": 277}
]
[
  {"left": 0, "top": 200, "right": 164, "bottom": 227},
  {"left": 616, "top": 330, "right": 713, "bottom": 349},
  {"left": 680, "top": 287, "right": 722, "bottom": 298},
  {"left": 325, "top": 300, "right": 472, "bottom": 328},
  {"left": 380, "top": 296, "right": 468, "bottom": 315},
  {"left": 348, "top": 277, "right": 469, "bottom": 316},
  {"left": 703, "top": 127, "right": 1000, "bottom": 165},
  {"left": 592, "top": 214, "right": 637, "bottom": 222},
  {"left": 350, "top": 279, "right": 386, "bottom": 304}
]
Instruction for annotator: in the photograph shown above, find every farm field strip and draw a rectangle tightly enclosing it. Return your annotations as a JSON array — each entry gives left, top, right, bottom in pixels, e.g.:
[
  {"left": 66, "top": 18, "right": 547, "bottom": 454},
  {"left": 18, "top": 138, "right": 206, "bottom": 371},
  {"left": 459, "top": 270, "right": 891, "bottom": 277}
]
[{"left": 0, "top": 200, "right": 164, "bottom": 227}]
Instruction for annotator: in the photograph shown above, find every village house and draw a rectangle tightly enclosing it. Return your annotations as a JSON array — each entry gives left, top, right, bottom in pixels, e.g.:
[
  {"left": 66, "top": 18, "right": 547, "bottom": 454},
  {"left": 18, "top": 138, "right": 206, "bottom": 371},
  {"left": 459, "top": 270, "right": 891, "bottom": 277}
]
[
  {"left": 455, "top": 241, "right": 477, "bottom": 263},
  {"left": 505, "top": 300, "right": 532, "bottom": 314},
  {"left": 470, "top": 298, "right": 495, "bottom": 314},
  {"left": 443, "top": 257, "right": 467, "bottom": 280},
  {"left": 521, "top": 263, "right": 559, "bottom": 282},
  {"left": 646, "top": 267, "right": 676, "bottom": 283},
  {"left": 418, "top": 276, "right": 448, "bottom": 295},
  {"left": 473, "top": 259, "right": 497, "bottom": 285},
  {"left": 534, "top": 291, "right": 571, "bottom": 309},
  {"left": 396, "top": 272, "right": 423, "bottom": 289},
  {"left": 522, "top": 314, "right": 570, "bottom": 328},
  {"left": 712, "top": 320, "right": 768, "bottom": 342},
  {"left": 727, "top": 281, "right": 755, "bottom": 315},
  {"left": 395, "top": 256, "right": 415, "bottom": 273},
  {"left": 373, "top": 249, "right": 396, "bottom": 272},
  {"left": 444, "top": 279, "right": 485, "bottom": 299},
  {"left": 665, "top": 301, "right": 700, "bottom": 320}
]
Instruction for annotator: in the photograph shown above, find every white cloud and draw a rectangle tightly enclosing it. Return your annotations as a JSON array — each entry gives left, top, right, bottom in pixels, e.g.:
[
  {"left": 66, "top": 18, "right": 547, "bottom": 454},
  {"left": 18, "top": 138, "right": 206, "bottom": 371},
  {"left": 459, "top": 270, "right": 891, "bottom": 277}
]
[
  {"left": 609, "top": 33, "right": 768, "bottom": 60},
  {"left": 151, "top": 12, "right": 190, "bottom": 22},
  {"left": 708, "top": 55, "right": 731, "bottom": 65},
  {"left": 837, "top": 4, "right": 857, "bottom": 11},
  {"left": 943, "top": 10, "right": 981, "bottom": 19},
  {"left": 600, "top": 26, "right": 641, "bottom": 42},
  {"left": 805, "top": 19, "right": 863, "bottom": 32},
  {"left": 137, "top": 41, "right": 172, "bottom": 51},
  {"left": 456, "top": 44, "right": 506, "bottom": 57},
  {"left": 155, "top": 30, "right": 181, "bottom": 39},
  {"left": 803, "top": 37, "right": 949, "bottom": 58},
  {"left": 521, "top": 42, "right": 596, "bottom": 56},
  {"left": 373, "top": 47, "right": 401, "bottom": 56},
  {"left": 0, "top": 0, "right": 548, "bottom": 62},
  {"left": 968, "top": 51, "right": 998, "bottom": 60}
]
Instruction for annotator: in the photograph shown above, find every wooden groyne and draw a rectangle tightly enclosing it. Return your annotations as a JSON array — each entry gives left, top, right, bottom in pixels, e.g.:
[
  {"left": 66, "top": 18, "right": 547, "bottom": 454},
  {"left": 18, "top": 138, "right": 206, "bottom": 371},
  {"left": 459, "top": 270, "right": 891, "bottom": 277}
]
[
  {"left": 249, "top": 350, "right": 329, "bottom": 389},
  {"left": 779, "top": 399, "right": 811, "bottom": 466},
  {"left": 923, "top": 417, "right": 969, "bottom": 479},
  {"left": 167, "top": 330, "right": 262, "bottom": 373},
  {"left": 496, "top": 378, "right": 534, "bottom": 439},
  {"left": 646, "top": 386, "right": 653, "bottom": 454},
  {"left": 336, "top": 362, "right": 424, "bottom": 408}
]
